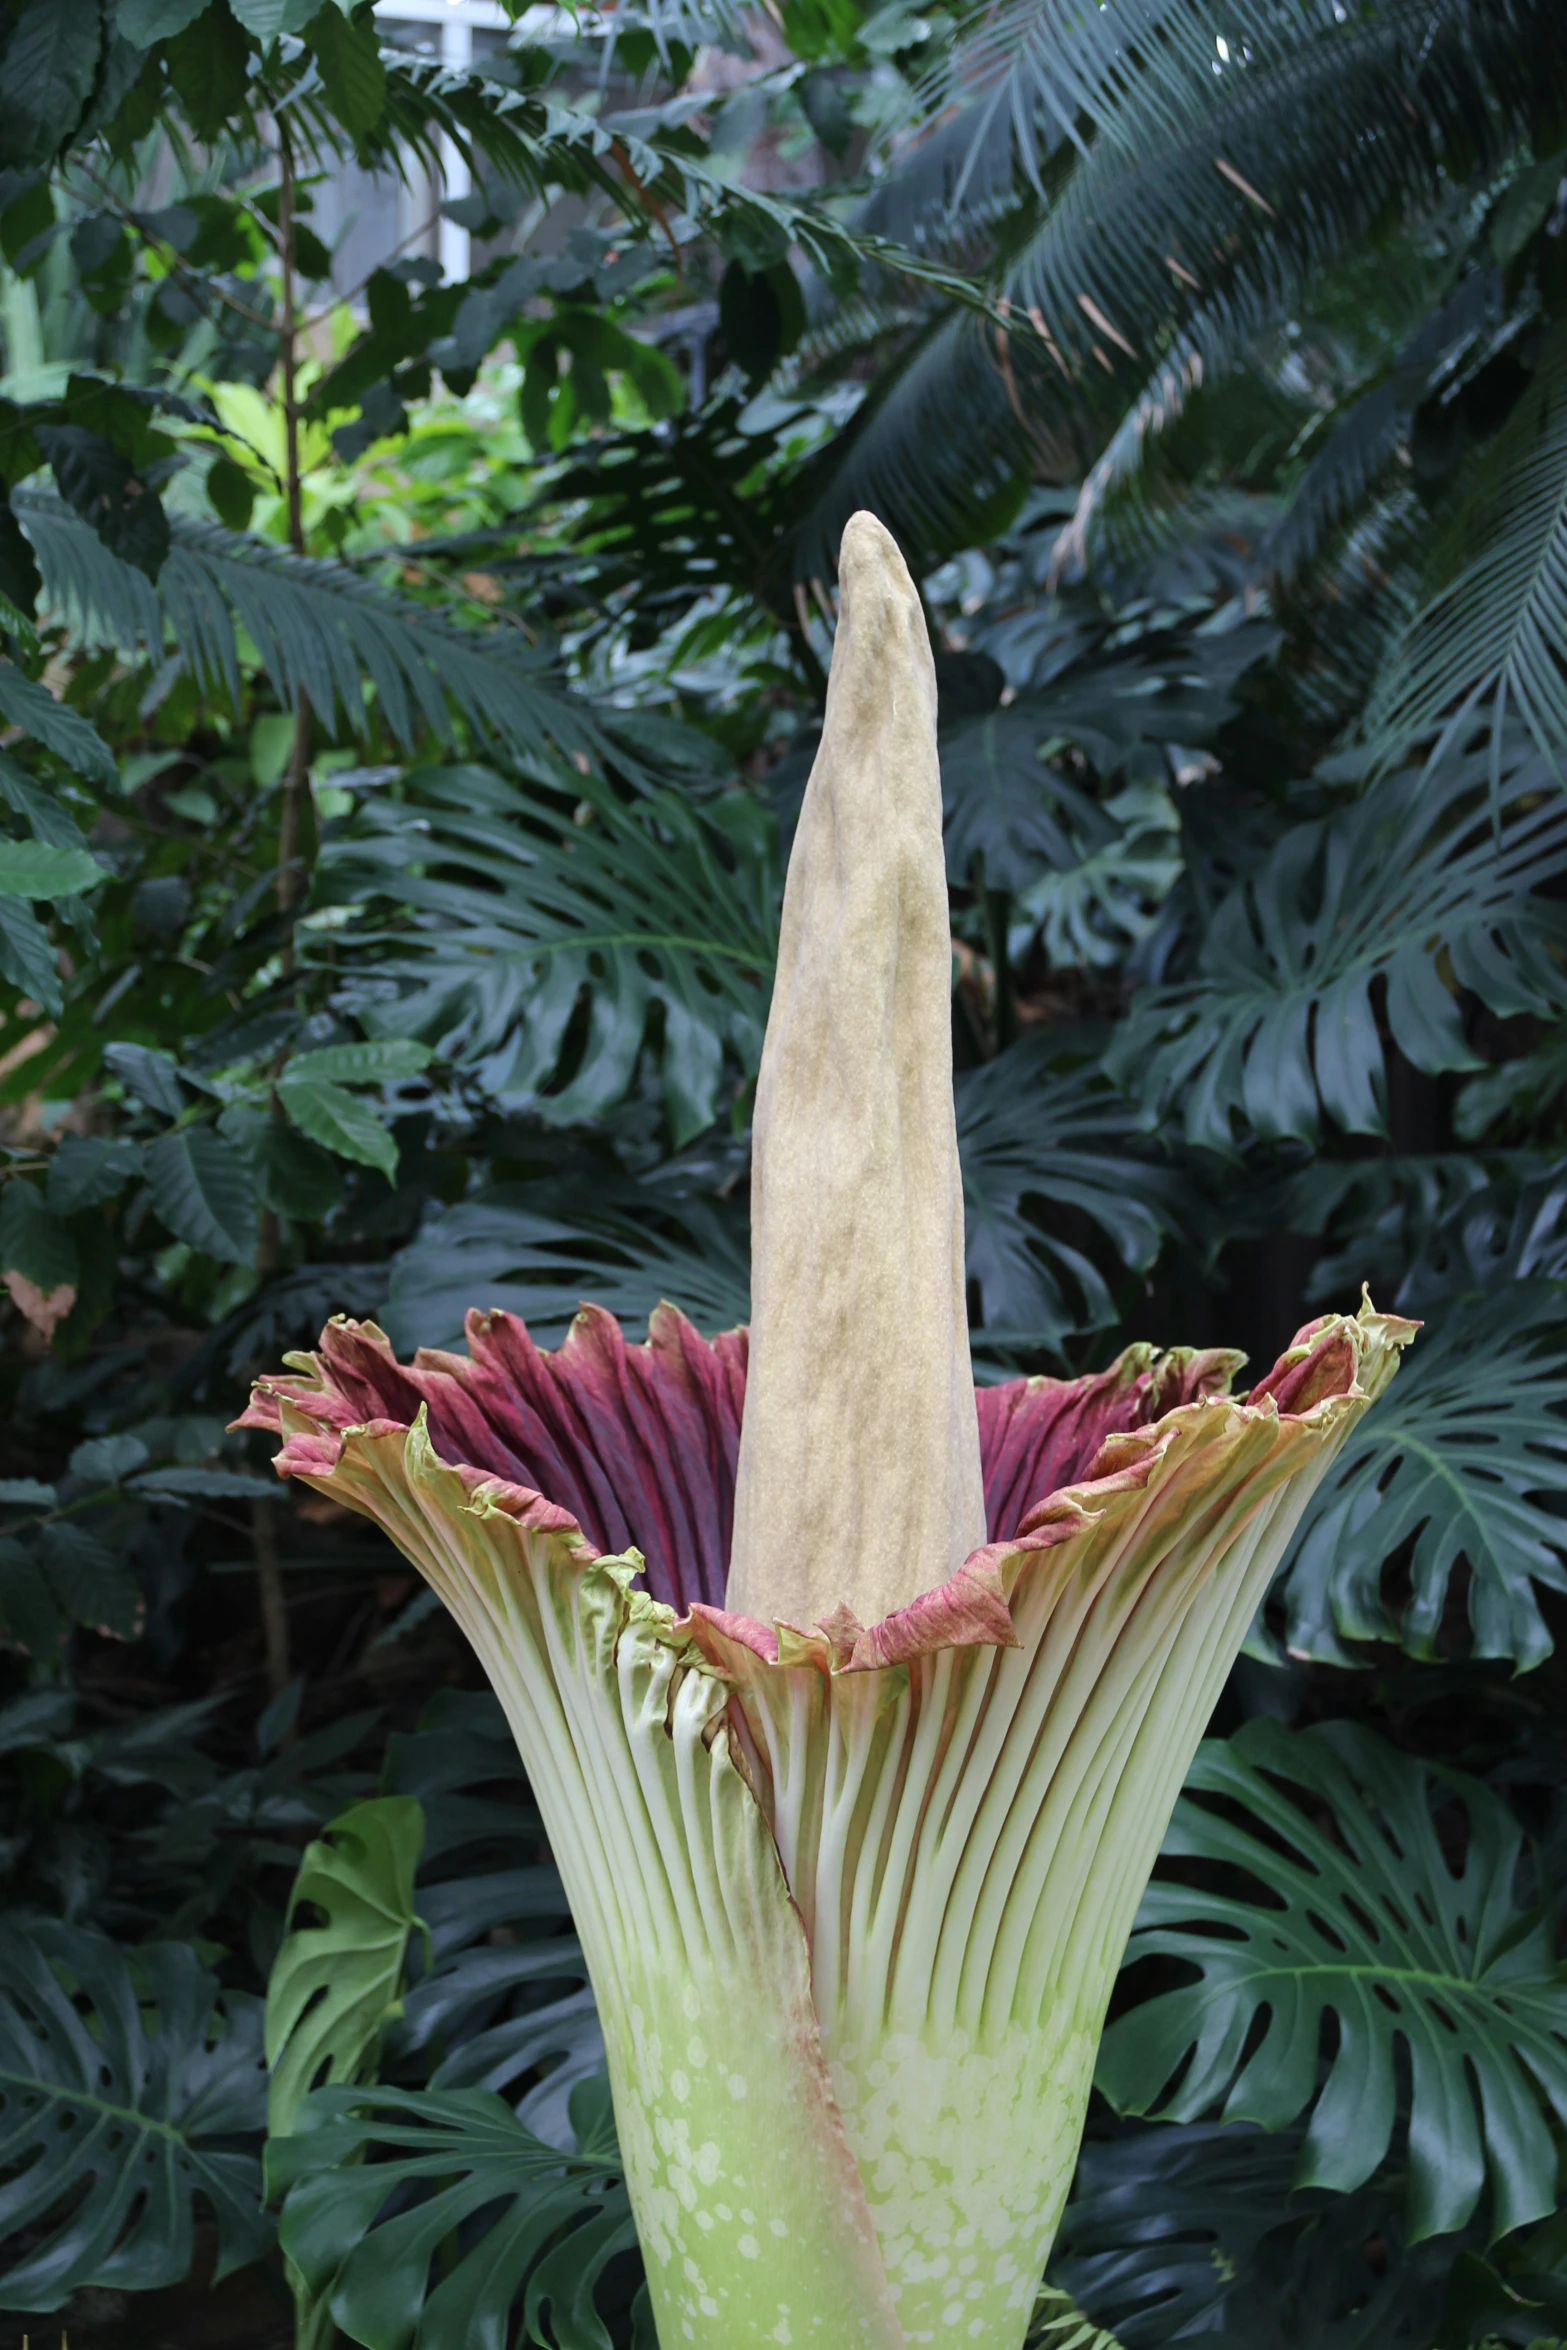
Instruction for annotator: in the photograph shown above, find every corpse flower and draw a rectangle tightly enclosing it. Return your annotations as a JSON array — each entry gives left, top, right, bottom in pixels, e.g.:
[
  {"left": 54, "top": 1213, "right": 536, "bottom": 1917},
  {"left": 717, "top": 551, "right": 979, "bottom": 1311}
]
[{"left": 243, "top": 514, "right": 1413, "bottom": 2350}]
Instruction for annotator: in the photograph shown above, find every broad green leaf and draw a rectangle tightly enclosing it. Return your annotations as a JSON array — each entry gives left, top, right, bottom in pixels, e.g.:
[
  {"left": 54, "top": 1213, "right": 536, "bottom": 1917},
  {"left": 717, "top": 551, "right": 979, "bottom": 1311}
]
[
  {"left": 144, "top": 1127, "right": 257, "bottom": 1264},
  {"left": 0, "top": 659, "right": 117, "bottom": 787},
  {"left": 252, "top": 1121, "right": 344, "bottom": 1221},
  {"left": 267, "top": 1795, "right": 426, "bottom": 2137},
  {"left": 131, "top": 1464, "right": 275, "bottom": 1499},
  {"left": 268, "top": 2082, "right": 633, "bottom": 2350},
  {"left": 38, "top": 427, "right": 170, "bottom": 582},
  {"left": 0, "top": 1921, "right": 269, "bottom": 2309},
  {"left": 37, "top": 1520, "right": 142, "bottom": 1638},
  {"left": 115, "top": 0, "right": 207, "bottom": 39},
  {"left": 1274, "top": 1283, "right": 1567, "bottom": 1672},
  {"left": 385, "top": 1181, "right": 750, "bottom": 1355},
  {"left": 47, "top": 1133, "right": 142, "bottom": 1213},
  {"left": 306, "top": 3, "right": 387, "bottom": 137},
  {"left": 225, "top": 0, "right": 315, "bottom": 39},
  {"left": 104, "top": 1040, "right": 187, "bottom": 1115},
  {"left": 0, "top": 896, "right": 60, "bottom": 1010},
  {"left": 286, "top": 1038, "right": 432, "bottom": 1085},
  {"left": 0, "top": 1545, "right": 65, "bottom": 1661},
  {"left": 68, "top": 1433, "right": 149, "bottom": 1484},
  {"left": 1, "top": 0, "right": 102, "bottom": 166},
  {"left": 0, "top": 1178, "right": 78, "bottom": 1291},
  {"left": 163, "top": 3, "right": 248, "bottom": 140},
  {"left": 0, "top": 1479, "right": 55, "bottom": 1505},
  {"left": 0, "top": 841, "right": 104, "bottom": 898},
  {"left": 1097, "top": 1721, "right": 1567, "bottom": 2242},
  {"left": 278, "top": 1073, "right": 397, "bottom": 1179}
]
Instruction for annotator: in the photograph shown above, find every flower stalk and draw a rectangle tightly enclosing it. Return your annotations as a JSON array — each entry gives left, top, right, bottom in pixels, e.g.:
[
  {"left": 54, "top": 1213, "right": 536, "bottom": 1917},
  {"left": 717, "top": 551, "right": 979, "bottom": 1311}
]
[{"left": 244, "top": 514, "right": 1414, "bottom": 2349}]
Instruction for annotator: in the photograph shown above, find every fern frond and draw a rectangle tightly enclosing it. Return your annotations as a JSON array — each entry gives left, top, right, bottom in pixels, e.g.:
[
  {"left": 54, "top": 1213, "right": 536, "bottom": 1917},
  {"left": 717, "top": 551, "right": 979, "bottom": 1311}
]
[{"left": 17, "top": 491, "right": 609, "bottom": 766}]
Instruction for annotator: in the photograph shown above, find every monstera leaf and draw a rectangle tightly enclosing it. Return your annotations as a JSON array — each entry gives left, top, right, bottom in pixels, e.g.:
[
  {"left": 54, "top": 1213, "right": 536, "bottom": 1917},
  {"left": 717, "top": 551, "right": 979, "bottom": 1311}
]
[
  {"left": 1109, "top": 747, "right": 1567, "bottom": 1147},
  {"left": 321, "top": 764, "right": 778, "bottom": 1146},
  {"left": 1097, "top": 1721, "right": 1567, "bottom": 2242},
  {"left": 267, "top": 1796, "right": 428, "bottom": 2137},
  {"left": 956, "top": 1031, "right": 1194, "bottom": 1354},
  {"left": 1051, "top": 2121, "right": 1461, "bottom": 2350},
  {"left": 1272, "top": 1282, "right": 1567, "bottom": 1672},
  {"left": 0, "top": 1922, "right": 269, "bottom": 2309},
  {"left": 268, "top": 2078, "right": 640, "bottom": 2350},
  {"left": 385, "top": 1181, "right": 751, "bottom": 1357}
]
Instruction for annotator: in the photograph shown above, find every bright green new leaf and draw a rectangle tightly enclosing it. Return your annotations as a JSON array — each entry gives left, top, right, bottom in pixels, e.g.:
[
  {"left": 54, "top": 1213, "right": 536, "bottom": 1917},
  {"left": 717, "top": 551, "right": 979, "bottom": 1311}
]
[
  {"left": 278, "top": 1073, "right": 398, "bottom": 1179},
  {"left": 1274, "top": 1282, "right": 1567, "bottom": 1672},
  {"left": 144, "top": 1127, "right": 258, "bottom": 1264},
  {"left": 1097, "top": 1720, "right": 1567, "bottom": 2242},
  {"left": 0, "top": 841, "right": 104, "bottom": 899},
  {"left": 267, "top": 1795, "right": 427, "bottom": 2137},
  {"left": 0, "top": 1922, "right": 269, "bottom": 2310}
]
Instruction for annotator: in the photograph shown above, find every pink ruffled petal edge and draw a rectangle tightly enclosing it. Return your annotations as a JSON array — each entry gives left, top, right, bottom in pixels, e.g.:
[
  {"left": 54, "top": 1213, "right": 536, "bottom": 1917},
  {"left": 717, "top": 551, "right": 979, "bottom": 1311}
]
[{"left": 243, "top": 1298, "right": 1412, "bottom": 1677}]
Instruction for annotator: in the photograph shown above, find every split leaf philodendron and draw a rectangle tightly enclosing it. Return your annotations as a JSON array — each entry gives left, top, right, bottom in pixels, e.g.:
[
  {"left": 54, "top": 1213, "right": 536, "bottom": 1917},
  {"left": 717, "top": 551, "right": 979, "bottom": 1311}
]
[{"left": 242, "top": 512, "right": 1415, "bottom": 2350}]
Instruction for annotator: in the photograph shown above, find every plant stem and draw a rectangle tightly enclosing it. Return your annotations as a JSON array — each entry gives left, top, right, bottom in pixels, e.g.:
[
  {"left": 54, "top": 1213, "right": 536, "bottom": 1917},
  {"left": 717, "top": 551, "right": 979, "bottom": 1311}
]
[
  {"left": 252, "top": 1493, "right": 292, "bottom": 1698},
  {"left": 251, "top": 109, "right": 313, "bottom": 1694},
  {"left": 276, "top": 112, "right": 313, "bottom": 972}
]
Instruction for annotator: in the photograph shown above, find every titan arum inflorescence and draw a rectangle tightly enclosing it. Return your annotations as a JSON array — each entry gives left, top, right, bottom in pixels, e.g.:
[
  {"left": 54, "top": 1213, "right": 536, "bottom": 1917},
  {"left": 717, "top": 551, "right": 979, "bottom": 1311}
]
[{"left": 243, "top": 513, "right": 1413, "bottom": 2350}]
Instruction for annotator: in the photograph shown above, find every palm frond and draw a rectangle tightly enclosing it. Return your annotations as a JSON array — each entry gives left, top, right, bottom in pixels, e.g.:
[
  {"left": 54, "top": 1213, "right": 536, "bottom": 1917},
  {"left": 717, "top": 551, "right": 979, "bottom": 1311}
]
[
  {"left": 1266, "top": 268, "right": 1503, "bottom": 581},
  {"left": 783, "top": 0, "right": 1567, "bottom": 583},
  {"left": 1364, "top": 323, "right": 1567, "bottom": 781},
  {"left": 16, "top": 491, "right": 611, "bottom": 766}
]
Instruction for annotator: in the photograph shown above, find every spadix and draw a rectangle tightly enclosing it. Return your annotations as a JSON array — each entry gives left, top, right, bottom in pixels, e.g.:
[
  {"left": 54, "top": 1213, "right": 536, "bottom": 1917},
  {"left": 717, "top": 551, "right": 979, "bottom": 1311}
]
[{"left": 244, "top": 513, "right": 1413, "bottom": 2350}]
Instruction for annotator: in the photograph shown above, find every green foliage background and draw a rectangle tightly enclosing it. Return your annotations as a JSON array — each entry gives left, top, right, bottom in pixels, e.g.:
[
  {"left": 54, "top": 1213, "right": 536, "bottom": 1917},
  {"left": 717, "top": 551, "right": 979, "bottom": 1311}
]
[{"left": 0, "top": 0, "right": 1565, "bottom": 2342}]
